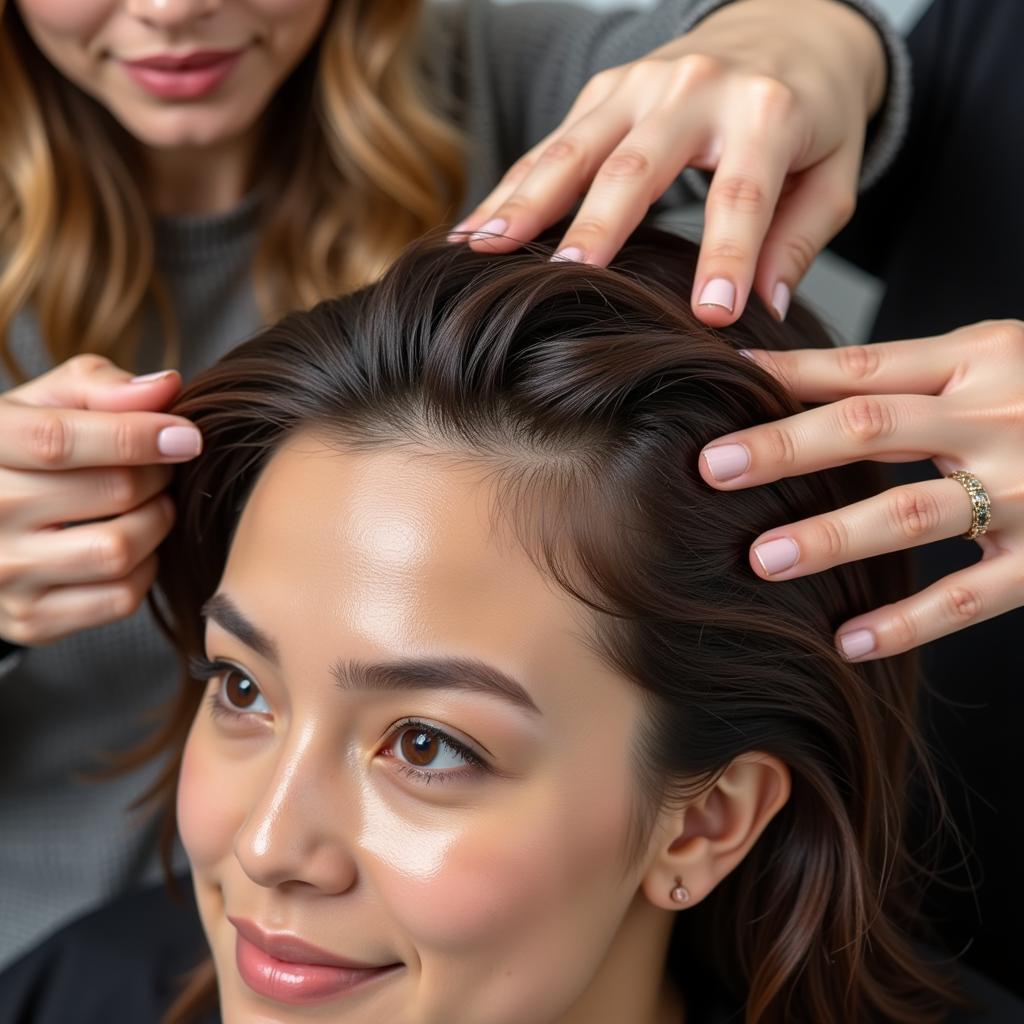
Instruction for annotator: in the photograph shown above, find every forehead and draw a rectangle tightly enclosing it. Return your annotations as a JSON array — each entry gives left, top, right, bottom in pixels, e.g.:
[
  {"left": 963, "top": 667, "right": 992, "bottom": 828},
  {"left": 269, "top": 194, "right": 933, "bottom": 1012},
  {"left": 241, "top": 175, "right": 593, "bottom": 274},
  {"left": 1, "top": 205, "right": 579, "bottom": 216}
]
[{"left": 220, "top": 433, "right": 609, "bottom": 703}]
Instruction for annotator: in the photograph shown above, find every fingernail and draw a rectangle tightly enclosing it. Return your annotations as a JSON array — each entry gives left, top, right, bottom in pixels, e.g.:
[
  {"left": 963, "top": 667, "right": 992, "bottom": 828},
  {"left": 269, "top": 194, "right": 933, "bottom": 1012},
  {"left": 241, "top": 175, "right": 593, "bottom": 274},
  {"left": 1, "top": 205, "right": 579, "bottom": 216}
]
[
  {"left": 753, "top": 537, "right": 800, "bottom": 576},
  {"left": 446, "top": 219, "right": 471, "bottom": 242},
  {"left": 131, "top": 370, "right": 176, "bottom": 384},
  {"left": 469, "top": 218, "right": 508, "bottom": 242},
  {"left": 771, "top": 282, "right": 791, "bottom": 321},
  {"left": 838, "top": 628, "right": 876, "bottom": 660},
  {"left": 157, "top": 426, "right": 201, "bottom": 458},
  {"left": 698, "top": 278, "right": 735, "bottom": 312},
  {"left": 701, "top": 443, "right": 750, "bottom": 481},
  {"left": 551, "top": 246, "right": 584, "bottom": 263}
]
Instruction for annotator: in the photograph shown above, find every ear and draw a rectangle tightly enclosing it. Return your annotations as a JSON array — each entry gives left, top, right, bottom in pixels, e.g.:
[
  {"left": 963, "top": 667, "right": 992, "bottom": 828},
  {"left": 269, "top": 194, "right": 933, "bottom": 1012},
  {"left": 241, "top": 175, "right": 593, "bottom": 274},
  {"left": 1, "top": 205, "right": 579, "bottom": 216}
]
[{"left": 640, "top": 753, "right": 791, "bottom": 911}]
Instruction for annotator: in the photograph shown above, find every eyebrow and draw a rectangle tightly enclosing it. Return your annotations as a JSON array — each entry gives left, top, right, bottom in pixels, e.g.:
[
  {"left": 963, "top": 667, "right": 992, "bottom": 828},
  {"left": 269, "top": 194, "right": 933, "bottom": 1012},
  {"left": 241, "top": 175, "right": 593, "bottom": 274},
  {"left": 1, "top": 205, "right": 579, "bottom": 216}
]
[
  {"left": 333, "top": 658, "right": 541, "bottom": 716},
  {"left": 202, "top": 593, "right": 541, "bottom": 716}
]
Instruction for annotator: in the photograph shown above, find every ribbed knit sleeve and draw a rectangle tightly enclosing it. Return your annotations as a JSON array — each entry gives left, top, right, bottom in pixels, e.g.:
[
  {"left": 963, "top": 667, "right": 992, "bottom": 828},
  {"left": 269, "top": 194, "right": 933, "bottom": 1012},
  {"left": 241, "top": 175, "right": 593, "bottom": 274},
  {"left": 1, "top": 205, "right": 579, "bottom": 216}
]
[{"left": 449, "top": 0, "right": 911, "bottom": 212}]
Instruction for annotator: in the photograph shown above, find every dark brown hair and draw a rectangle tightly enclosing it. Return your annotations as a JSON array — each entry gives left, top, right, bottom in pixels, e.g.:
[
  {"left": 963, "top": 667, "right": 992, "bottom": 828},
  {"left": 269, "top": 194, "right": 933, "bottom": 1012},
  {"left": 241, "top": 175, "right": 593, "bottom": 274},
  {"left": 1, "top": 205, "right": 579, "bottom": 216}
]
[{"left": 147, "top": 226, "right": 962, "bottom": 1023}]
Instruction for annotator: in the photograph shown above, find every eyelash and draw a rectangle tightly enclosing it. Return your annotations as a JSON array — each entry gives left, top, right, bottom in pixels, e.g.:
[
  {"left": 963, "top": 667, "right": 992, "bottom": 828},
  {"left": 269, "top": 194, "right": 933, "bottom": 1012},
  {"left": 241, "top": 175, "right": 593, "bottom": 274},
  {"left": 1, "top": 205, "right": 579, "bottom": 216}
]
[
  {"left": 191, "top": 656, "right": 264, "bottom": 725},
  {"left": 190, "top": 655, "right": 490, "bottom": 786}
]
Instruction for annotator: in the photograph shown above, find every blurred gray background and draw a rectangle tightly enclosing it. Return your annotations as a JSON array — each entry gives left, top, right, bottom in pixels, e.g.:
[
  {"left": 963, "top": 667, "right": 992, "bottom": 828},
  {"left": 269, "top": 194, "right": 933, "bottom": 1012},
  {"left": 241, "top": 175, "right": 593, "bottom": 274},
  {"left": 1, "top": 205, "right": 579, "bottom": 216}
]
[{"left": 495, "top": 0, "right": 932, "bottom": 344}]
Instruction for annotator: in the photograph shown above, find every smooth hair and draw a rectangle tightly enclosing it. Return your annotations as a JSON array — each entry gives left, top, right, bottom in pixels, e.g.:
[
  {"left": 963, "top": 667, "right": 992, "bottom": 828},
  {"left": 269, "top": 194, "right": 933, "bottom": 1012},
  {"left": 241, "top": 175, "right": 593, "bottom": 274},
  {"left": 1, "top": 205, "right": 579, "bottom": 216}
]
[
  {"left": 0, "top": 0, "right": 463, "bottom": 381},
  {"left": 144, "top": 227, "right": 963, "bottom": 1023}
]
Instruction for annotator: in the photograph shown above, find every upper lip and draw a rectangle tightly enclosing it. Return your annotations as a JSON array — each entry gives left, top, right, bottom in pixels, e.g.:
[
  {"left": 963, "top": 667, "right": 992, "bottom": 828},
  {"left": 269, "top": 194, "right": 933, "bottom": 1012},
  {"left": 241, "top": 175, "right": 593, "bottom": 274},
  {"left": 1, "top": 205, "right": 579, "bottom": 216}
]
[
  {"left": 229, "top": 916, "right": 396, "bottom": 970},
  {"left": 122, "top": 50, "right": 242, "bottom": 71}
]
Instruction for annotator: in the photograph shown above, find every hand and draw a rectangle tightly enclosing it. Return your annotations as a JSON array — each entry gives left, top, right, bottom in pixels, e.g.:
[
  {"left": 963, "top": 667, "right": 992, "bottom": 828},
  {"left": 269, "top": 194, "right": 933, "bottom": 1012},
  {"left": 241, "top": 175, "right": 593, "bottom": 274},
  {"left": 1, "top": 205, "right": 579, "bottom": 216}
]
[
  {"left": 697, "top": 321, "right": 1024, "bottom": 661},
  {"left": 451, "top": 0, "right": 886, "bottom": 327},
  {"left": 0, "top": 355, "right": 202, "bottom": 646}
]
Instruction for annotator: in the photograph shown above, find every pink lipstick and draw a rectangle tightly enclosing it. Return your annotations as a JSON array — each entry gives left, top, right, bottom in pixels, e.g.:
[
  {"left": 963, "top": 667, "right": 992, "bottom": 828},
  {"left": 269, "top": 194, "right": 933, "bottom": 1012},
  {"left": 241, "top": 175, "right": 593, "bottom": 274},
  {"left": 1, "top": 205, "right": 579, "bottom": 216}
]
[
  {"left": 230, "top": 917, "right": 402, "bottom": 1006},
  {"left": 121, "top": 50, "right": 243, "bottom": 100}
]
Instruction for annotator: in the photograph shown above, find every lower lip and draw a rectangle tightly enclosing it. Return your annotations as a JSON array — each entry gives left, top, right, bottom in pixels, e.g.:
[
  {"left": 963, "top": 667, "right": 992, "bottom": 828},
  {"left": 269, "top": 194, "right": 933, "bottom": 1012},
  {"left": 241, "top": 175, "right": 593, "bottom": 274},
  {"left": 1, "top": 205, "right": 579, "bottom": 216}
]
[
  {"left": 121, "top": 53, "right": 242, "bottom": 100},
  {"left": 234, "top": 934, "right": 402, "bottom": 1006}
]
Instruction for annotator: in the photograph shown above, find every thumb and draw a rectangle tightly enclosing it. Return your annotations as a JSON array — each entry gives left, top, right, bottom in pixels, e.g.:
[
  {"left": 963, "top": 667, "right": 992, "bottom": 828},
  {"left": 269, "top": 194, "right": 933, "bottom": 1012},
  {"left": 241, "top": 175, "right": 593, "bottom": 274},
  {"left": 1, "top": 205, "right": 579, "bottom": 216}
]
[{"left": 9, "top": 355, "right": 182, "bottom": 413}]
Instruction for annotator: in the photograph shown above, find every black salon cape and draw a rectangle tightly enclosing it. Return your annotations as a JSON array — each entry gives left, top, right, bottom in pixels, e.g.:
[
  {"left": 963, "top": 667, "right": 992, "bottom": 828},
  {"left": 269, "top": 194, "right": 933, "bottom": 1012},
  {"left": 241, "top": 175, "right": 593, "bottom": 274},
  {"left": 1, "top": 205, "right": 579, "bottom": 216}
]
[{"left": 1, "top": 878, "right": 1022, "bottom": 1024}]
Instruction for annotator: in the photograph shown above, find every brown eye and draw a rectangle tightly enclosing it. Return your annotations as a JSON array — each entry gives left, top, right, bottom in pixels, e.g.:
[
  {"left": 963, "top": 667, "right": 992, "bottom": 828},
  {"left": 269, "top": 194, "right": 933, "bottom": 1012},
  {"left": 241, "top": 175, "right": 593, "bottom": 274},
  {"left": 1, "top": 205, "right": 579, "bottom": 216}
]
[
  {"left": 400, "top": 728, "right": 439, "bottom": 766},
  {"left": 222, "top": 669, "right": 264, "bottom": 711}
]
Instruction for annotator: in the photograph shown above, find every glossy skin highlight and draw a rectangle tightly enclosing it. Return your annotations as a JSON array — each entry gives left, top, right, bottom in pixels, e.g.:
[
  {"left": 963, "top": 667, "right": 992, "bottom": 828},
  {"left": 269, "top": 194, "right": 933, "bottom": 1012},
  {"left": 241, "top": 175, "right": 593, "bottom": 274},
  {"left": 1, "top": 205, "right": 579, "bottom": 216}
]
[{"left": 178, "top": 434, "right": 787, "bottom": 1024}]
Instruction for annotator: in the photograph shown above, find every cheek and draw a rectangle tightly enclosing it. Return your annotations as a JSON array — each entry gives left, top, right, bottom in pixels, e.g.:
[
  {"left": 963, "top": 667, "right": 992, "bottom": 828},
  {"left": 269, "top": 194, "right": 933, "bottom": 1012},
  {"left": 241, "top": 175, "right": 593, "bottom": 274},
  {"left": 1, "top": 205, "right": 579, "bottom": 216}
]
[
  {"left": 15, "top": 0, "right": 112, "bottom": 37},
  {"left": 363, "top": 780, "right": 633, "bottom": 953},
  {"left": 177, "top": 721, "right": 243, "bottom": 873}
]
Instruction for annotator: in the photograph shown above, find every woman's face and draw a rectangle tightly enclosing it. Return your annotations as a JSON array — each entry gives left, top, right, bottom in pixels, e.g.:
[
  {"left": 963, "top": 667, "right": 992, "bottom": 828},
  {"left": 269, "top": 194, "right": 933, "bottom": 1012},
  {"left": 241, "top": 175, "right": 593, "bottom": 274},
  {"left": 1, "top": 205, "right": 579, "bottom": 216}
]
[
  {"left": 178, "top": 434, "right": 676, "bottom": 1024},
  {"left": 14, "top": 0, "right": 330, "bottom": 150}
]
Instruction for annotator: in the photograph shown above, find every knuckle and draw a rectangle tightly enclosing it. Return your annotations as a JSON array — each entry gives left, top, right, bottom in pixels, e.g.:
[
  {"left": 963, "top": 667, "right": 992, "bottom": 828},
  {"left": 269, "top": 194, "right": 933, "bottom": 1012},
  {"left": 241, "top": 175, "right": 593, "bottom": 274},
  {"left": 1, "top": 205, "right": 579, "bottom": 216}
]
[
  {"left": 105, "top": 580, "right": 143, "bottom": 622},
  {"left": 565, "top": 217, "right": 610, "bottom": 243},
  {"left": 887, "top": 488, "right": 941, "bottom": 542},
  {"left": 670, "top": 53, "right": 724, "bottom": 93},
  {"left": 942, "top": 586, "right": 982, "bottom": 623},
  {"left": 706, "top": 239, "right": 747, "bottom": 264},
  {"left": 26, "top": 412, "right": 71, "bottom": 467},
  {"left": 0, "top": 556, "right": 25, "bottom": 589},
  {"left": 807, "top": 516, "right": 848, "bottom": 563},
  {"left": 539, "top": 135, "right": 587, "bottom": 171},
  {"left": 761, "top": 425, "right": 799, "bottom": 469},
  {"left": 598, "top": 147, "right": 652, "bottom": 182},
  {"left": 65, "top": 353, "right": 110, "bottom": 377},
  {"left": 827, "top": 187, "right": 857, "bottom": 229},
  {"left": 988, "top": 319, "right": 1024, "bottom": 360},
  {"left": 778, "top": 233, "right": 819, "bottom": 279},
  {"left": 836, "top": 344, "right": 882, "bottom": 383},
  {"left": 503, "top": 154, "right": 535, "bottom": 186},
  {"left": 837, "top": 396, "right": 896, "bottom": 446},
  {"left": 92, "top": 529, "right": 134, "bottom": 578},
  {"left": 112, "top": 417, "right": 141, "bottom": 463},
  {"left": 711, "top": 175, "right": 766, "bottom": 215},
  {"left": 746, "top": 76, "right": 798, "bottom": 120},
  {"left": 886, "top": 608, "right": 919, "bottom": 651},
  {"left": 103, "top": 468, "right": 140, "bottom": 511}
]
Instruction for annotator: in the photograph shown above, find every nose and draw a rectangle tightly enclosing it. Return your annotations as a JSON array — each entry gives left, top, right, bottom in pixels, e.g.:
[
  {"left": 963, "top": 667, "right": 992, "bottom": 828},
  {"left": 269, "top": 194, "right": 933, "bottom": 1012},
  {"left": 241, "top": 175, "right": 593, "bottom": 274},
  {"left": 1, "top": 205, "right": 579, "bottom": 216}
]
[
  {"left": 124, "top": 0, "right": 219, "bottom": 29},
  {"left": 235, "top": 730, "right": 359, "bottom": 895}
]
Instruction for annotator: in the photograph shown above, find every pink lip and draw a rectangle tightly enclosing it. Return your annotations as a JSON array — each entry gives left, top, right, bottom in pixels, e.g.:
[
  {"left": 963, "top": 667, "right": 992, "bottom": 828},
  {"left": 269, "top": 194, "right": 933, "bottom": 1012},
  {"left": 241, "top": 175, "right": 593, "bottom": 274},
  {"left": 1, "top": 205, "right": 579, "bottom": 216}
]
[
  {"left": 230, "top": 917, "right": 402, "bottom": 1006},
  {"left": 120, "top": 49, "right": 243, "bottom": 100}
]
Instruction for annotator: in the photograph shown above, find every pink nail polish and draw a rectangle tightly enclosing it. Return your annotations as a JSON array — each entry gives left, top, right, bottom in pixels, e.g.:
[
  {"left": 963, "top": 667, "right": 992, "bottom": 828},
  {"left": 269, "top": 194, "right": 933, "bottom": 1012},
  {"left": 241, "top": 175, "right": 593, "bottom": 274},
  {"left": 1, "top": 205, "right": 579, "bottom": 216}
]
[
  {"left": 551, "top": 246, "right": 584, "bottom": 263},
  {"left": 753, "top": 537, "right": 799, "bottom": 576},
  {"left": 130, "top": 370, "right": 175, "bottom": 384},
  {"left": 701, "top": 443, "right": 750, "bottom": 481},
  {"left": 698, "top": 278, "right": 735, "bottom": 312},
  {"left": 158, "top": 426, "right": 201, "bottom": 458},
  {"left": 469, "top": 218, "right": 508, "bottom": 242},
  {"left": 771, "top": 282, "right": 791, "bottom": 321},
  {"left": 838, "top": 628, "right": 876, "bottom": 660}
]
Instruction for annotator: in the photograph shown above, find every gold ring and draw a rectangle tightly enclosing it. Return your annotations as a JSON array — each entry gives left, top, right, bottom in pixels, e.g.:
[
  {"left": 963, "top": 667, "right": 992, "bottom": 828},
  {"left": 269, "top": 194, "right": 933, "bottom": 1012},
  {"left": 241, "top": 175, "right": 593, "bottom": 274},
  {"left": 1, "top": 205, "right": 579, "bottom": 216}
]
[{"left": 947, "top": 470, "right": 992, "bottom": 539}]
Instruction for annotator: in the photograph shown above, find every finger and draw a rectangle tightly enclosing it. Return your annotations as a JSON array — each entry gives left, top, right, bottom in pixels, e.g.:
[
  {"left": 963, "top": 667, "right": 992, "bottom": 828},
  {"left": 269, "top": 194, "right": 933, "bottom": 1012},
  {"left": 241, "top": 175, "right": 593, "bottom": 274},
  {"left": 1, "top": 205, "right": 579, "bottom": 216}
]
[
  {"left": 699, "top": 393, "right": 945, "bottom": 490},
  {"left": 741, "top": 333, "right": 966, "bottom": 404},
  {"left": 549, "top": 114, "right": 708, "bottom": 266},
  {"left": 0, "top": 464, "right": 173, "bottom": 530},
  {"left": 449, "top": 73, "right": 618, "bottom": 239},
  {"left": 7, "top": 354, "right": 182, "bottom": 413},
  {"left": 833, "top": 553, "right": 1022, "bottom": 661},
  {"left": 462, "top": 101, "right": 635, "bottom": 255},
  {"left": 0, "top": 404, "right": 202, "bottom": 470},
  {"left": 690, "top": 113, "right": 798, "bottom": 327},
  {"left": 12, "top": 494, "right": 175, "bottom": 589},
  {"left": 747, "top": 478, "right": 973, "bottom": 580},
  {"left": 1, "top": 554, "right": 159, "bottom": 646},
  {"left": 751, "top": 144, "right": 860, "bottom": 321}
]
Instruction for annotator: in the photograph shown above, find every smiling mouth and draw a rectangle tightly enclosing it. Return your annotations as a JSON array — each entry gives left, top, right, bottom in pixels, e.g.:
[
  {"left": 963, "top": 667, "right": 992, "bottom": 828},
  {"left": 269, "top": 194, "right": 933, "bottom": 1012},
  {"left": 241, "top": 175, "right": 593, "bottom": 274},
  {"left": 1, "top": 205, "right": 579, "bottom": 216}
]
[
  {"left": 119, "top": 49, "right": 245, "bottom": 101},
  {"left": 230, "top": 917, "right": 403, "bottom": 1006}
]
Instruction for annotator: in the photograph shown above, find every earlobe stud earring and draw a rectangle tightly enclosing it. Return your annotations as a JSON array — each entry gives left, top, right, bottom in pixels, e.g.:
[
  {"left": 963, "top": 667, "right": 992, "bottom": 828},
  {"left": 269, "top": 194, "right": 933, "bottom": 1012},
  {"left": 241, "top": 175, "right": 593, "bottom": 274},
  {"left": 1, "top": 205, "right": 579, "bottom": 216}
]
[{"left": 670, "top": 876, "right": 690, "bottom": 904}]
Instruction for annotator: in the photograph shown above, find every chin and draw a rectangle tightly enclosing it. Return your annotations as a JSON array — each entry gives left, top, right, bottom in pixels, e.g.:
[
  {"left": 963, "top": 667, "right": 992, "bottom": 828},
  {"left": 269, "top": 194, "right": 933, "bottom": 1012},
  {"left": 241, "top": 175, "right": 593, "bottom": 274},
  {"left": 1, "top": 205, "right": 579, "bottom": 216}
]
[{"left": 113, "top": 100, "right": 262, "bottom": 152}]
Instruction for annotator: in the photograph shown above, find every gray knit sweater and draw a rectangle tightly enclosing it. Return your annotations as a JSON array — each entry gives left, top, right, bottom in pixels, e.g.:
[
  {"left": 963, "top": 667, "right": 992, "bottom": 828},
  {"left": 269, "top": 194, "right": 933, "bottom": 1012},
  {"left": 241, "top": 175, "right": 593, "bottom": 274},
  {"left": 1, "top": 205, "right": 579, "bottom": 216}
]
[{"left": 0, "top": 0, "right": 909, "bottom": 969}]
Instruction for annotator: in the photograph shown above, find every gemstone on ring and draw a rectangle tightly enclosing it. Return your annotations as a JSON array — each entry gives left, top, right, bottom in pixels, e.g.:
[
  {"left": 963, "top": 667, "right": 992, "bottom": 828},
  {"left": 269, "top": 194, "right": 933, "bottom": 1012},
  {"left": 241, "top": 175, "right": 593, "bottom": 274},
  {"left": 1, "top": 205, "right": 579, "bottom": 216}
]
[{"left": 947, "top": 470, "right": 992, "bottom": 540}]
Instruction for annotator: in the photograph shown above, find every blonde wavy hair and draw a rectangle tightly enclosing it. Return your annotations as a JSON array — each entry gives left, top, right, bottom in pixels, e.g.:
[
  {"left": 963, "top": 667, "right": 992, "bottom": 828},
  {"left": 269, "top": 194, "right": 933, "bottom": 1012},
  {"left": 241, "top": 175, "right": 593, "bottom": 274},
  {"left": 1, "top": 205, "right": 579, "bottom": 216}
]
[{"left": 0, "top": 0, "right": 465, "bottom": 382}]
